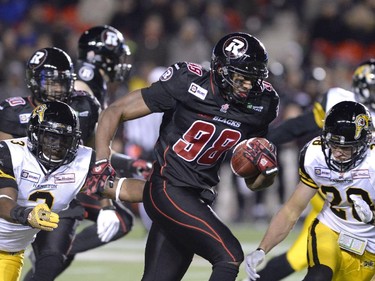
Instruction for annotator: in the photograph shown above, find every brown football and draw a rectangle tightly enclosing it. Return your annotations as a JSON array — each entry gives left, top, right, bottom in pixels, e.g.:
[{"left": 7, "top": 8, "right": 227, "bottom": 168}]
[{"left": 230, "top": 138, "right": 274, "bottom": 178}]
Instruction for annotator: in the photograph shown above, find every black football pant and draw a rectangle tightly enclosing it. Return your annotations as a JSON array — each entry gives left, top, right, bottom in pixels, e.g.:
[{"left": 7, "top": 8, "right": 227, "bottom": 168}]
[
  {"left": 141, "top": 179, "right": 244, "bottom": 281},
  {"left": 23, "top": 194, "right": 134, "bottom": 281}
]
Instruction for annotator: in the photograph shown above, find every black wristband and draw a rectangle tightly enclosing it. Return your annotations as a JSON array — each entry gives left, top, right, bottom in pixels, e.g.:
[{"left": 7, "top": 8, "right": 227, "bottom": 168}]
[
  {"left": 256, "top": 247, "right": 265, "bottom": 252},
  {"left": 10, "top": 205, "right": 32, "bottom": 225}
]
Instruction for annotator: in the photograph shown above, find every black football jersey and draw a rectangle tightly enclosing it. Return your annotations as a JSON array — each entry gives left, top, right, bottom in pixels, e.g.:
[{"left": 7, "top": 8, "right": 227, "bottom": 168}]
[
  {"left": 75, "top": 60, "right": 106, "bottom": 107},
  {"left": 0, "top": 91, "right": 100, "bottom": 144},
  {"left": 142, "top": 62, "right": 279, "bottom": 189}
]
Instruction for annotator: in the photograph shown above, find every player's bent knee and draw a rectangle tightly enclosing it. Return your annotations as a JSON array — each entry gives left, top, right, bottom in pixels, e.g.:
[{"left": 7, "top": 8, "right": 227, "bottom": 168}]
[{"left": 303, "top": 265, "right": 333, "bottom": 281}]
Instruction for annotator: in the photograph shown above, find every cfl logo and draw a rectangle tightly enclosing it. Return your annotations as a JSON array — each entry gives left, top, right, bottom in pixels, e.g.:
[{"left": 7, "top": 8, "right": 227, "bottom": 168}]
[
  {"left": 224, "top": 38, "right": 247, "bottom": 58},
  {"left": 104, "top": 31, "right": 119, "bottom": 48}
]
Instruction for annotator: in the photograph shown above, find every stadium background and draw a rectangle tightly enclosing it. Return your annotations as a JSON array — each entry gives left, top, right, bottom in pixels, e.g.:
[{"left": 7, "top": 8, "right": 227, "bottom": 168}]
[{"left": 1, "top": 0, "right": 374, "bottom": 280}]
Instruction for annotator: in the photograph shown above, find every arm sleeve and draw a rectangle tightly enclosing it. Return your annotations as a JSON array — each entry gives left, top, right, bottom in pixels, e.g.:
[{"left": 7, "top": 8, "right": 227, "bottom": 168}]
[
  {"left": 0, "top": 142, "right": 17, "bottom": 189},
  {"left": 267, "top": 111, "right": 320, "bottom": 146}
]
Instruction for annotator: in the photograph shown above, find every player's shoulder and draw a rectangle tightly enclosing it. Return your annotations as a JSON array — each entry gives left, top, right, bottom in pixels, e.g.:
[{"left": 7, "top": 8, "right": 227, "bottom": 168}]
[
  {"left": 70, "top": 90, "right": 100, "bottom": 110},
  {"left": 75, "top": 61, "right": 97, "bottom": 82},
  {"left": 0, "top": 96, "right": 30, "bottom": 109},
  {"left": 160, "top": 62, "right": 208, "bottom": 83}
]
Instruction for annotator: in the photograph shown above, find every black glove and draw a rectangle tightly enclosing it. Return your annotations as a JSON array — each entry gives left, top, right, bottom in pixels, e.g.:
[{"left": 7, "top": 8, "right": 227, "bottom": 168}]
[
  {"left": 243, "top": 139, "right": 278, "bottom": 176},
  {"left": 85, "top": 159, "right": 116, "bottom": 195}
]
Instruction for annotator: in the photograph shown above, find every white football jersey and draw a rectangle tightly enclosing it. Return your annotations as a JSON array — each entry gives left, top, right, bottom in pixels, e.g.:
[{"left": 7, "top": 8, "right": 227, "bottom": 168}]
[
  {"left": 0, "top": 137, "right": 93, "bottom": 252},
  {"left": 300, "top": 137, "right": 375, "bottom": 253},
  {"left": 323, "top": 87, "right": 375, "bottom": 120}
]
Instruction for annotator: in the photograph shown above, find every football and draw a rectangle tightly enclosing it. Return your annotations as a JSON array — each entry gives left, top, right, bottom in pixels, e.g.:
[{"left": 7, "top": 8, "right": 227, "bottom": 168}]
[{"left": 230, "top": 137, "right": 276, "bottom": 178}]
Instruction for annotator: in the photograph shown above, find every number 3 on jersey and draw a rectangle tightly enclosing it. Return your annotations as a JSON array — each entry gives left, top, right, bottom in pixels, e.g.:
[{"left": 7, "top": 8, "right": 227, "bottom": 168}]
[{"left": 173, "top": 120, "right": 241, "bottom": 165}]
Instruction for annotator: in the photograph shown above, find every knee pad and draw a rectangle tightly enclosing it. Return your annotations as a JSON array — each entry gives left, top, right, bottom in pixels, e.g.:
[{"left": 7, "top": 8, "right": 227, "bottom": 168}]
[{"left": 303, "top": 265, "right": 333, "bottom": 281}]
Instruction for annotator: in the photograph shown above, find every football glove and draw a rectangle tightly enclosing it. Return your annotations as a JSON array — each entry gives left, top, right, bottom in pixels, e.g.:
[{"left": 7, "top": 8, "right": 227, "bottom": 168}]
[
  {"left": 85, "top": 159, "right": 116, "bottom": 195},
  {"left": 131, "top": 159, "right": 152, "bottom": 179},
  {"left": 244, "top": 139, "right": 278, "bottom": 176},
  {"left": 350, "top": 195, "right": 374, "bottom": 223},
  {"left": 10, "top": 203, "right": 59, "bottom": 231},
  {"left": 245, "top": 248, "right": 265, "bottom": 281},
  {"left": 97, "top": 206, "right": 120, "bottom": 242}
]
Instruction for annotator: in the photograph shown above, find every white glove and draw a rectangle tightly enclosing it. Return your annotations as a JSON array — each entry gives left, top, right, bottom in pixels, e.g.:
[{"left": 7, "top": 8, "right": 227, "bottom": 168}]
[
  {"left": 350, "top": 195, "right": 373, "bottom": 223},
  {"left": 97, "top": 208, "right": 120, "bottom": 242},
  {"left": 245, "top": 249, "right": 265, "bottom": 281}
]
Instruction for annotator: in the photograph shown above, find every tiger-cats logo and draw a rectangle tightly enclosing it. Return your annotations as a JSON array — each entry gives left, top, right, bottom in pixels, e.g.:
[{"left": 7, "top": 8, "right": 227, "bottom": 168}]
[{"left": 32, "top": 104, "right": 47, "bottom": 124}]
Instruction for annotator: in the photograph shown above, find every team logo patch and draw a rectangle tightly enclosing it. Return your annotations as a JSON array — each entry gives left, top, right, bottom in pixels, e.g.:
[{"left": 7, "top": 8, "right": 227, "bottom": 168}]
[
  {"left": 188, "top": 83, "right": 208, "bottom": 100},
  {"left": 314, "top": 167, "right": 331, "bottom": 178},
  {"left": 351, "top": 169, "right": 370, "bottom": 179},
  {"left": 78, "top": 66, "right": 94, "bottom": 81},
  {"left": 21, "top": 170, "right": 41, "bottom": 183},
  {"left": 160, "top": 67, "right": 173, "bottom": 81},
  {"left": 55, "top": 173, "right": 75, "bottom": 184},
  {"left": 220, "top": 103, "right": 230, "bottom": 113},
  {"left": 19, "top": 113, "right": 31, "bottom": 124}
]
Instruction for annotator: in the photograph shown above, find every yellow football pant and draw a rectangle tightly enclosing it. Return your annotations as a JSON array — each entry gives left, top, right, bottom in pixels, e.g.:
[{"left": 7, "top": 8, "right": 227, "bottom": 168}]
[
  {"left": 307, "top": 219, "right": 375, "bottom": 281},
  {"left": 0, "top": 250, "right": 24, "bottom": 281}
]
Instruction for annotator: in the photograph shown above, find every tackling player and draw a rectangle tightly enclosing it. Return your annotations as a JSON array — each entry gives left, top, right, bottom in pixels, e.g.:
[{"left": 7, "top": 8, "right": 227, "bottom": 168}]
[
  {"left": 92, "top": 32, "right": 279, "bottom": 281},
  {"left": 0, "top": 101, "right": 144, "bottom": 281},
  {"left": 0, "top": 46, "right": 136, "bottom": 281},
  {"left": 254, "top": 59, "right": 375, "bottom": 280},
  {"left": 246, "top": 101, "right": 375, "bottom": 281}
]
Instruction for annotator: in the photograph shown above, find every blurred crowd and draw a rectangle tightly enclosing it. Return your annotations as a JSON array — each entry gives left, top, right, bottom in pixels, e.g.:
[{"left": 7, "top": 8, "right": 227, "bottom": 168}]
[{"left": 1, "top": 0, "right": 374, "bottom": 222}]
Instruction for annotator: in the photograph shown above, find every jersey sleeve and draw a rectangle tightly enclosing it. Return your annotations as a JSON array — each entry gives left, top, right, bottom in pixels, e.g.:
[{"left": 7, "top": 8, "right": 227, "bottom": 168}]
[
  {"left": 141, "top": 62, "right": 200, "bottom": 112},
  {"left": 267, "top": 111, "right": 320, "bottom": 146},
  {"left": 0, "top": 97, "right": 29, "bottom": 138},
  {"left": 0, "top": 141, "right": 17, "bottom": 189},
  {"left": 298, "top": 141, "right": 319, "bottom": 189},
  {"left": 69, "top": 91, "right": 100, "bottom": 144}
]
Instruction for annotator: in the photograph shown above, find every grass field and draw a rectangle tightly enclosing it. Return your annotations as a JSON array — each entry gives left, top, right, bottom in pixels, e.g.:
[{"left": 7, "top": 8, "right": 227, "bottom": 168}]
[{"left": 20, "top": 219, "right": 306, "bottom": 281}]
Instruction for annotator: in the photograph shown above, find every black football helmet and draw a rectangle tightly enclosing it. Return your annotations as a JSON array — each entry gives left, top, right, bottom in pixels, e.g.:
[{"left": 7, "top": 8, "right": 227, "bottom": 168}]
[
  {"left": 26, "top": 47, "right": 76, "bottom": 103},
  {"left": 78, "top": 25, "right": 132, "bottom": 82},
  {"left": 27, "top": 101, "right": 81, "bottom": 171},
  {"left": 321, "top": 101, "right": 372, "bottom": 172},
  {"left": 352, "top": 59, "right": 375, "bottom": 111},
  {"left": 211, "top": 32, "right": 269, "bottom": 104}
]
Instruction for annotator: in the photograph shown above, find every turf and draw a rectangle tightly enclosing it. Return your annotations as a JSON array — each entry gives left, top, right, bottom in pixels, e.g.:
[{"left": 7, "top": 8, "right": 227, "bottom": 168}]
[{"left": 20, "top": 219, "right": 306, "bottom": 280}]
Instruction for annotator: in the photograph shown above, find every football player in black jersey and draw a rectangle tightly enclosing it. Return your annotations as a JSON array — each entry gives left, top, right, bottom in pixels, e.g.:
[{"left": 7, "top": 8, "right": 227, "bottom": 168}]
[
  {"left": 0, "top": 47, "right": 136, "bottom": 281},
  {"left": 92, "top": 32, "right": 279, "bottom": 281}
]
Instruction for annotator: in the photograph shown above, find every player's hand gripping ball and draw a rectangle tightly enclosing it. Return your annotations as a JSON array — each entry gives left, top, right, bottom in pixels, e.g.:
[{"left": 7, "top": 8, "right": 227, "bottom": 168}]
[{"left": 230, "top": 138, "right": 278, "bottom": 178}]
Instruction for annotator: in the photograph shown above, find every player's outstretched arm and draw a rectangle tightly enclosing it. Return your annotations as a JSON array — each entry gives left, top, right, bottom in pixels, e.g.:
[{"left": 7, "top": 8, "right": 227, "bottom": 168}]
[
  {"left": 95, "top": 89, "right": 151, "bottom": 161},
  {"left": 102, "top": 177, "right": 145, "bottom": 203},
  {"left": 245, "top": 182, "right": 316, "bottom": 280}
]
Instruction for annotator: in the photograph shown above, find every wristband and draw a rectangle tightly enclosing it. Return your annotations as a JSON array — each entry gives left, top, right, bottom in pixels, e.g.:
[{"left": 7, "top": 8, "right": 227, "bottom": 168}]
[
  {"left": 116, "top": 177, "right": 126, "bottom": 203},
  {"left": 10, "top": 205, "right": 32, "bottom": 225},
  {"left": 256, "top": 247, "right": 265, "bottom": 253},
  {"left": 0, "top": 195, "right": 13, "bottom": 201}
]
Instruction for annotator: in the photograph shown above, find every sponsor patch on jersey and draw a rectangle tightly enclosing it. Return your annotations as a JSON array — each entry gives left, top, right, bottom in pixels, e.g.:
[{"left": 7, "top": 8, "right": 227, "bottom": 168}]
[
  {"left": 78, "top": 66, "right": 95, "bottom": 81},
  {"left": 351, "top": 169, "right": 370, "bottom": 179},
  {"left": 314, "top": 167, "right": 330, "bottom": 178},
  {"left": 19, "top": 113, "right": 31, "bottom": 124},
  {"left": 21, "top": 170, "right": 41, "bottom": 183},
  {"left": 55, "top": 173, "right": 75, "bottom": 184},
  {"left": 6, "top": 97, "right": 26, "bottom": 106},
  {"left": 188, "top": 83, "right": 208, "bottom": 100},
  {"left": 160, "top": 67, "right": 173, "bottom": 81}
]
